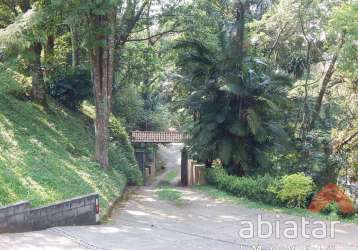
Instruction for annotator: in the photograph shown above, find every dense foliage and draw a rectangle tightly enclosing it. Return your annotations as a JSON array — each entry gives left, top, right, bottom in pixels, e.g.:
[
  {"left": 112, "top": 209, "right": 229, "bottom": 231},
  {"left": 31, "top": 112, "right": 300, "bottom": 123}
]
[
  {"left": 170, "top": 0, "right": 358, "bottom": 186},
  {"left": 0, "top": 0, "right": 357, "bottom": 212},
  {"left": 176, "top": 36, "right": 291, "bottom": 175},
  {"left": 49, "top": 68, "right": 92, "bottom": 109}
]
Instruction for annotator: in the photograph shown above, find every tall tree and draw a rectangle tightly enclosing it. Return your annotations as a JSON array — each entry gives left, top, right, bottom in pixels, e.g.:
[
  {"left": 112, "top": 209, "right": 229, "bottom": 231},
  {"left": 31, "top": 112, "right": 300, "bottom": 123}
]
[
  {"left": 70, "top": 23, "right": 81, "bottom": 68},
  {"left": 87, "top": 1, "right": 117, "bottom": 169},
  {"left": 28, "top": 41, "right": 46, "bottom": 104},
  {"left": 84, "top": 0, "right": 148, "bottom": 169}
]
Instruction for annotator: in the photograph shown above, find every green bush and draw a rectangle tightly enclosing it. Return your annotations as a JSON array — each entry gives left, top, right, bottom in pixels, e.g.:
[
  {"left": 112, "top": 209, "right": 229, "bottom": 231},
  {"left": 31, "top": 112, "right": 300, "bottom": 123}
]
[
  {"left": 206, "top": 168, "right": 280, "bottom": 205},
  {"left": 270, "top": 173, "right": 315, "bottom": 208},
  {"left": 109, "top": 143, "right": 142, "bottom": 185},
  {"left": 49, "top": 68, "right": 92, "bottom": 109},
  {"left": 320, "top": 202, "right": 356, "bottom": 218},
  {"left": 320, "top": 202, "right": 340, "bottom": 215}
]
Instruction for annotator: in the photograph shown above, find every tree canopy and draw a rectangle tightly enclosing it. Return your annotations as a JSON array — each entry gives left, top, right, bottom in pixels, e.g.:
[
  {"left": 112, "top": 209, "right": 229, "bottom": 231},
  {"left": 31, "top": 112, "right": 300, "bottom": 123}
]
[{"left": 0, "top": 0, "right": 357, "bottom": 185}]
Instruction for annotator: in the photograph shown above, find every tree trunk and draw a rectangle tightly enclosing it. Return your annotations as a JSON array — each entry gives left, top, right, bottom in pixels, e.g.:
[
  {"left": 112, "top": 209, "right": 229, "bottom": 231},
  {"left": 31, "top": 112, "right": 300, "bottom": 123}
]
[
  {"left": 29, "top": 42, "right": 46, "bottom": 105},
  {"left": 308, "top": 36, "right": 345, "bottom": 130},
  {"left": 90, "top": 9, "right": 116, "bottom": 170},
  {"left": 19, "top": 1, "right": 46, "bottom": 105},
  {"left": 234, "top": 1, "right": 246, "bottom": 73},
  {"left": 43, "top": 34, "right": 55, "bottom": 79},
  {"left": 70, "top": 24, "right": 81, "bottom": 68},
  {"left": 308, "top": 57, "right": 338, "bottom": 130},
  {"left": 91, "top": 46, "right": 112, "bottom": 170},
  {"left": 231, "top": 1, "right": 247, "bottom": 175},
  {"left": 232, "top": 1, "right": 246, "bottom": 115},
  {"left": 45, "top": 35, "right": 54, "bottom": 58}
]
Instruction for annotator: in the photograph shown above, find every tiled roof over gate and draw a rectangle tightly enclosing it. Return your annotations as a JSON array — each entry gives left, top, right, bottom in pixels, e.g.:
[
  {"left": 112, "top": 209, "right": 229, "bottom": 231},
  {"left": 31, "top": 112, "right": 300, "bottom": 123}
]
[{"left": 131, "top": 131, "right": 190, "bottom": 143}]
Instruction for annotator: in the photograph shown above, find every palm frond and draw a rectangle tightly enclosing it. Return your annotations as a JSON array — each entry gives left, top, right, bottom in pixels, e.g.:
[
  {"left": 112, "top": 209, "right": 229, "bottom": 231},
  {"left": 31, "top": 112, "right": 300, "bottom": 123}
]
[{"left": 174, "top": 39, "right": 213, "bottom": 57}]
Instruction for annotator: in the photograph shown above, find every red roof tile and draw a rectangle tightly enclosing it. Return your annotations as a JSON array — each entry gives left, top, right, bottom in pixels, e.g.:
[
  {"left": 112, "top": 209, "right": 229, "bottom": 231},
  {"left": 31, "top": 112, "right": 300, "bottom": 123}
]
[{"left": 131, "top": 131, "right": 190, "bottom": 143}]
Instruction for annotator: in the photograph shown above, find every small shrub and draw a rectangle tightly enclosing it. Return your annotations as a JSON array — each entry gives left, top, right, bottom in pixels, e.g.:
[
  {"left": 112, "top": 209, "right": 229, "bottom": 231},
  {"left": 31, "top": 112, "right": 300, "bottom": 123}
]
[
  {"left": 320, "top": 202, "right": 340, "bottom": 215},
  {"left": 308, "top": 183, "right": 356, "bottom": 216},
  {"left": 109, "top": 143, "right": 142, "bottom": 185},
  {"left": 271, "top": 173, "right": 315, "bottom": 208}
]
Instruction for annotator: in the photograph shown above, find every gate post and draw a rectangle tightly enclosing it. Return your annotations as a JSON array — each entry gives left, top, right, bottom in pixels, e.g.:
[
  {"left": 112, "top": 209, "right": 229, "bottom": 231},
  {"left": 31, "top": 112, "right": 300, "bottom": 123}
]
[
  {"left": 134, "top": 143, "right": 146, "bottom": 182},
  {"left": 181, "top": 147, "right": 188, "bottom": 186}
]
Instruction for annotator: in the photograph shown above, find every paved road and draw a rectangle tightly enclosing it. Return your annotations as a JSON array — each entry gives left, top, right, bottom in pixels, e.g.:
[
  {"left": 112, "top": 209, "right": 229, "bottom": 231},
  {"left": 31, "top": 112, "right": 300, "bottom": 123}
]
[{"left": 1, "top": 144, "right": 358, "bottom": 250}]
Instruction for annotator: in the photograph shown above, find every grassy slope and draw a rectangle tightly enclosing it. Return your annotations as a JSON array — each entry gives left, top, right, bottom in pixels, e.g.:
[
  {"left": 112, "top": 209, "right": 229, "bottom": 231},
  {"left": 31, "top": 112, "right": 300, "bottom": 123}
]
[{"left": 0, "top": 64, "right": 134, "bottom": 217}]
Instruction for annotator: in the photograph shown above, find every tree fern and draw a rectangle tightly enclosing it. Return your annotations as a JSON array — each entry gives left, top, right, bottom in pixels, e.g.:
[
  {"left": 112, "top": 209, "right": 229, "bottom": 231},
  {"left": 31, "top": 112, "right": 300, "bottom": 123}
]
[{"left": 0, "top": 9, "right": 42, "bottom": 51}]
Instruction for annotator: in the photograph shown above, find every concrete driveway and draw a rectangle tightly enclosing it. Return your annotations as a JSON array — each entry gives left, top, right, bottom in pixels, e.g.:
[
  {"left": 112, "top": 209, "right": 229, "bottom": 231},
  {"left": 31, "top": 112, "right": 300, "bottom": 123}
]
[{"left": 1, "top": 144, "right": 358, "bottom": 250}]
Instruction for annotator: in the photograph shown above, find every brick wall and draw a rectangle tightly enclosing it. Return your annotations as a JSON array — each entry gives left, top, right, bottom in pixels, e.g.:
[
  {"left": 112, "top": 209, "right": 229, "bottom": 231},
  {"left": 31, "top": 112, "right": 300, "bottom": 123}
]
[{"left": 0, "top": 193, "right": 99, "bottom": 234}]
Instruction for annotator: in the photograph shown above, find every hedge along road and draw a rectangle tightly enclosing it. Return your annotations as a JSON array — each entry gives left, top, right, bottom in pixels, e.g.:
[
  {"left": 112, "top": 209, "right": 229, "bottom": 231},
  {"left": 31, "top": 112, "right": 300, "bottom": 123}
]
[{"left": 1, "top": 144, "right": 358, "bottom": 250}]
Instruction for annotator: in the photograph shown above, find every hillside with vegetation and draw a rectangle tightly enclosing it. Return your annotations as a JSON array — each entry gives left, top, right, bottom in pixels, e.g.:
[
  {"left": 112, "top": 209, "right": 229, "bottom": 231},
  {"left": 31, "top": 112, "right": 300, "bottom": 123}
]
[
  {"left": 0, "top": 63, "right": 141, "bottom": 217},
  {"left": 0, "top": 0, "right": 357, "bottom": 222}
]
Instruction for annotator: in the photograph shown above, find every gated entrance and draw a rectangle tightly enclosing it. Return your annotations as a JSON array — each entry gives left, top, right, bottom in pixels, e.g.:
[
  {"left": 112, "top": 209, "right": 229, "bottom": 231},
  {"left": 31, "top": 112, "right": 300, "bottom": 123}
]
[{"left": 131, "top": 131, "right": 190, "bottom": 185}]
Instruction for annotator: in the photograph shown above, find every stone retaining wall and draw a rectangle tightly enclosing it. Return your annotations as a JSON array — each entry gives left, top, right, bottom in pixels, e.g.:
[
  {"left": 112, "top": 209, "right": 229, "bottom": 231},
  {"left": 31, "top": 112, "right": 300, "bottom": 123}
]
[{"left": 0, "top": 193, "right": 99, "bottom": 233}]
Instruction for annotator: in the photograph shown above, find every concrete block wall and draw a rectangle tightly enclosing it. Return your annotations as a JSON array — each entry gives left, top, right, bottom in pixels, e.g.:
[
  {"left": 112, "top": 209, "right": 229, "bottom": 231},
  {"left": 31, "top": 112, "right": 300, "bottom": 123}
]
[
  {"left": 0, "top": 201, "right": 31, "bottom": 233},
  {"left": 0, "top": 193, "right": 98, "bottom": 234}
]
